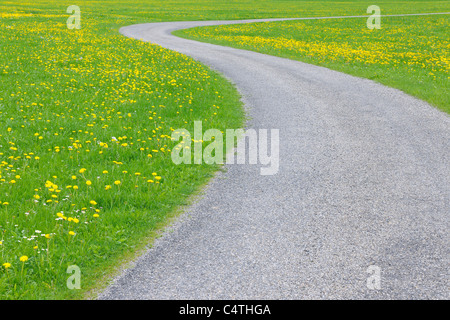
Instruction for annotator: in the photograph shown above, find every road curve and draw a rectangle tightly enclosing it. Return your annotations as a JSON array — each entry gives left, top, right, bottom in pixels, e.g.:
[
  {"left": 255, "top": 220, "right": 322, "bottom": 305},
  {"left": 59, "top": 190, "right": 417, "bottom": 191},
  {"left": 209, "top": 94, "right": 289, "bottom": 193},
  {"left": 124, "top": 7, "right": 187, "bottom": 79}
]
[{"left": 99, "top": 18, "right": 449, "bottom": 299}]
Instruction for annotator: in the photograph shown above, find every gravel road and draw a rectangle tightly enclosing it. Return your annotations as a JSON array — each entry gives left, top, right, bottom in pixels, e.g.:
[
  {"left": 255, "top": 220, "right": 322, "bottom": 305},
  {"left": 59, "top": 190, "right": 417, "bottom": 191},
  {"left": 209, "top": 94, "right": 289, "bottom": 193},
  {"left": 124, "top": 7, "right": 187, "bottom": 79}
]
[{"left": 99, "top": 17, "right": 449, "bottom": 299}]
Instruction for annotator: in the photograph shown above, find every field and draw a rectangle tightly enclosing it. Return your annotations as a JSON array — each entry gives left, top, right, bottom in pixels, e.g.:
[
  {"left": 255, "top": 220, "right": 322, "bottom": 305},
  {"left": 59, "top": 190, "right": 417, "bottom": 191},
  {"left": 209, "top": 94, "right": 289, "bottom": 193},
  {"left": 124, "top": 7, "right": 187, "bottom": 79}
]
[
  {"left": 177, "top": 14, "right": 450, "bottom": 113},
  {"left": 0, "top": 0, "right": 448, "bottom": 299}
]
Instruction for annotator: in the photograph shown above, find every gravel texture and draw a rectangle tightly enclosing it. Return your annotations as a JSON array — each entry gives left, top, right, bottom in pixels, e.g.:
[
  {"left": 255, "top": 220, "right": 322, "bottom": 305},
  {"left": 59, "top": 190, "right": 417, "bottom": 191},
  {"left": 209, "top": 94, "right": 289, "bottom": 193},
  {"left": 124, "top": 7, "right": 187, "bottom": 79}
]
[{"left": 99, "top": 17, "right": 449, "bottom": 300}]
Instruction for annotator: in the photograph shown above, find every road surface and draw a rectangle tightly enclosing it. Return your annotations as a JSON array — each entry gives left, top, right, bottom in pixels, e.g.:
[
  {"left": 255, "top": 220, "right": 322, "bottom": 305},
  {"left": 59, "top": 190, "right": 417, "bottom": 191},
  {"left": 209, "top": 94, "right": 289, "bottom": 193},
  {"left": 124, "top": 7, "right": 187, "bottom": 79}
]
[{"left": 99, "top": 17, "right": 449, "bottom": 299}]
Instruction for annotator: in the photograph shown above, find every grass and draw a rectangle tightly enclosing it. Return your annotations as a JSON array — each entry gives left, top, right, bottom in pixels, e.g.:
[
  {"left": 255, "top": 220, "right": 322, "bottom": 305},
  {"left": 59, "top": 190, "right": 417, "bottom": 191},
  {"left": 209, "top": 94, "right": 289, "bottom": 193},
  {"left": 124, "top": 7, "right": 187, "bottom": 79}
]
[
  {"left": 0, "top": 0, "right": 448, "bottom": 299},
  {"left": 176, "top": 14, "right": 450, "bottom": 113},
  {"left": 0, "top": 1, "right": 247, "bottom": 300}
]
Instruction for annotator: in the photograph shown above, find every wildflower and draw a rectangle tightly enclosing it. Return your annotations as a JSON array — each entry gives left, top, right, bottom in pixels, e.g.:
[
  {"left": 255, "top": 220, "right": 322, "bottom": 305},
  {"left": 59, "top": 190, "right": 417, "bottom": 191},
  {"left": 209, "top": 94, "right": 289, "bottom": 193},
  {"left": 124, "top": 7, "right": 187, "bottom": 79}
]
[
  {"left": 69, "top": 231, "right": 75, "bottom": 236},
  {"left": 93, "top": 214, "right": 99, "bottom": 218},
  {"left": 2, "top": 263, "right": 11, "bottom": 269},
  {"left": 79, "top": 168, "right": 86, "bottom": 173},
  {"left": 19, "top": 256, "right": 28, "bottom": 262},
  {"left": 90, "top": 200, "right": 97, "bottom": 205},
  {"left": 86, "top": 180, "right": 92, "bottom": 186},
  {"left": 114, "top": 180, "right": 121, "bottom": 185}
]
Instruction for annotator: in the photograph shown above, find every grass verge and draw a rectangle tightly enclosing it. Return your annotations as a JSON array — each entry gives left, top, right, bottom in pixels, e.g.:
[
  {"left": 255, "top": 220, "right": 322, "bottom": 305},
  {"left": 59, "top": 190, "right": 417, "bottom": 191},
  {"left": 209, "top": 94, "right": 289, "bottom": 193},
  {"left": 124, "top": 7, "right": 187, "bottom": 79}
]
[{"left": 0, "top": 3, "right": 245, "bottom": 299}]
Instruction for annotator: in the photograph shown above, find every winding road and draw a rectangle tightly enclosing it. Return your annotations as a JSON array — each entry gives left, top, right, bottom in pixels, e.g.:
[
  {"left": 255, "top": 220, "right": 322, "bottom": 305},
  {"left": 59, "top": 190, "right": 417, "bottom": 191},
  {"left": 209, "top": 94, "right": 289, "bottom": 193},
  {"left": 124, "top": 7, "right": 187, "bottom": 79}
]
[{"left": 99, "top": 17, "right": 449, "bottom": 299}]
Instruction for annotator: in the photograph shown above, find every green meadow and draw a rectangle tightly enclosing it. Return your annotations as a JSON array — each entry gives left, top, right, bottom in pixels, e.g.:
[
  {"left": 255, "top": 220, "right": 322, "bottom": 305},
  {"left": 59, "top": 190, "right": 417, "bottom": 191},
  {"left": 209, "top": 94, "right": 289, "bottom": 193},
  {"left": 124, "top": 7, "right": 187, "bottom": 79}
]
[
  {"left": 177, "top": 13, "right": 450, "bottom": 113},
  {"left": 0, "top": 0, "right": 447, "bottom": 299}
]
